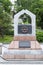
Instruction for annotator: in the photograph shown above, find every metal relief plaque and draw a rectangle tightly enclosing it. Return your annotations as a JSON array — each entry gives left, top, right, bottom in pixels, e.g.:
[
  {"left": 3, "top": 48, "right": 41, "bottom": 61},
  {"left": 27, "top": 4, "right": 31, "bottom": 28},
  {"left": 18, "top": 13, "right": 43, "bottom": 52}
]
[{"left": 18, "top": 25, "right": 32, "bottom": 34}]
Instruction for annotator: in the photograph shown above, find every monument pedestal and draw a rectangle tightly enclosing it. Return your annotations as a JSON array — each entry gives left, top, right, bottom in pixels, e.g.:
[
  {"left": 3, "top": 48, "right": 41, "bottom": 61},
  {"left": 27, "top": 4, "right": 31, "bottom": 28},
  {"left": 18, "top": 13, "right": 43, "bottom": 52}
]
[
  {"left": 14, "top": 36, "right": 36, "bottom": 41},
  {"left": 8, "top": 40, "right": 41, "bottom": 50},
  {"left": 2, "top": 40, "right": 42, "bottom": 60}
]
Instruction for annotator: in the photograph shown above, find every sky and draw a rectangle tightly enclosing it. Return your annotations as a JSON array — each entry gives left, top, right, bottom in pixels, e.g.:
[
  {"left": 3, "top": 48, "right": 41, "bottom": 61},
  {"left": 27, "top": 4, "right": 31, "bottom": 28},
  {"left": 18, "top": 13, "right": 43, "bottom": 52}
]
[
  {"left": 10, "top": 0, "right": 17, "bottom": 11},
  {"left": 10, "top": 0, "right": 17, "bottom": 4}
]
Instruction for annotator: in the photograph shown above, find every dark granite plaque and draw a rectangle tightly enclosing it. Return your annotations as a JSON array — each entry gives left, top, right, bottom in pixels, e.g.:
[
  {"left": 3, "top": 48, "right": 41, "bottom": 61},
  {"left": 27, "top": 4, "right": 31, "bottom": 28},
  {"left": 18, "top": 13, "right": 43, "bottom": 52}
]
[
  {"left": 19, "top": 41, "right": 31, "bottom": 48},
  {"left": 18, "top": 25, "right": 32, "bottom": 34}
]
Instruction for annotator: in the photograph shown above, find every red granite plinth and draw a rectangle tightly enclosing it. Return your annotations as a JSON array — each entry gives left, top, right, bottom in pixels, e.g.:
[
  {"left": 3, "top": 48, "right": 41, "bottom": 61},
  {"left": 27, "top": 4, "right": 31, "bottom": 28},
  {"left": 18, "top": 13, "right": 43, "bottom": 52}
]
[
  {"left": 8, "top": 41, "right": 41, "bottom": 50},
  {"left": 14, "top": 36, "right": 36, "bottom": 41}
]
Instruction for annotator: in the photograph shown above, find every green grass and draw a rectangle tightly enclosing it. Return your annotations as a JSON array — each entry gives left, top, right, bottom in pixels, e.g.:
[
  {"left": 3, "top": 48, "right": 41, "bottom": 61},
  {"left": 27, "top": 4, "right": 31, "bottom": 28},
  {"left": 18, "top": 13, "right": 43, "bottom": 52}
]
[{"left": 0, "top": 35, "right": 13, "bottom": 44}]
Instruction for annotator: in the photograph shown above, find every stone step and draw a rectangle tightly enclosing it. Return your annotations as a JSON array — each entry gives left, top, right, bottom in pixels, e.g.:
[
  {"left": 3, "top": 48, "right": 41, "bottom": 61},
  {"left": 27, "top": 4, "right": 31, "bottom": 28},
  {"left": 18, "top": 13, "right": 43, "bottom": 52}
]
[{"left": 2, "top": 54, "right": 43, "bottom": 60}]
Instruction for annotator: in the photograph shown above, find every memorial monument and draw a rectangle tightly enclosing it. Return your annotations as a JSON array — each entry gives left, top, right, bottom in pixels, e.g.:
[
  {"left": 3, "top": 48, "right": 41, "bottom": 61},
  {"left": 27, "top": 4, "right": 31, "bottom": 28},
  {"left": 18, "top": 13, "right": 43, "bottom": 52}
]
[
  {"left": 9, "top": 9, "right": 41, "bottom": 49},
  {"left": 3, "top": 9, "right": 42, "bottom": 60}
]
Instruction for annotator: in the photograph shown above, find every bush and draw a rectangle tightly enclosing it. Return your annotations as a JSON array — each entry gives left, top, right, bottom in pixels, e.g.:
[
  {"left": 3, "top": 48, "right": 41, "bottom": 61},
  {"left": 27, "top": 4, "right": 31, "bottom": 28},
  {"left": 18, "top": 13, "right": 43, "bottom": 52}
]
[
  {"left": 0, "top": 35, "right": 13, "bottom": 43},
  {"left": 36, "top": 31, "right": 43, "bottom": 42},
  {"left": 4, "top": 30, "right": 14, "bottom": 35}
]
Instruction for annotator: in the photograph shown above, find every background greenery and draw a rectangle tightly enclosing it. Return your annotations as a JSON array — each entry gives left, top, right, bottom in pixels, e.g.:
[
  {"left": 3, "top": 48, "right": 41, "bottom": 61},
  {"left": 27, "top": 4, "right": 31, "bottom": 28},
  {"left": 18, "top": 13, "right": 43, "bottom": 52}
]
[
  {"left": 15, "top": 0, "right": 43, "bottom": 29},
  {"left": 36, "top": 29, "right": 43, "bottom": 42},
  {"left": 0, "top": 0, "right": 43, "bottom": 43}
]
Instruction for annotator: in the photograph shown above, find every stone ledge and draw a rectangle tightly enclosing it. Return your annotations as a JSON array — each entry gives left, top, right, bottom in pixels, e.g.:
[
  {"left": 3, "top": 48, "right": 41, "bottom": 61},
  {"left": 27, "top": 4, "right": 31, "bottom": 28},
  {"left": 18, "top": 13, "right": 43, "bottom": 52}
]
[
  {"left": 14, "top": 36, "right": 36, "bottom": 41},
  {"left": 3, "top": 54, "right": 43, "bottom": 60}
]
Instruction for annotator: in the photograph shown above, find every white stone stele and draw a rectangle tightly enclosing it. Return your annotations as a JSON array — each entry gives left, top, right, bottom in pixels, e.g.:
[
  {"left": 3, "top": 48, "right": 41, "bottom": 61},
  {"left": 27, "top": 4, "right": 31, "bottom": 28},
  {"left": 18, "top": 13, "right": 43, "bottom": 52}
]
[{"left": 14, "top": 9, "right": 36, "bottom": 37}]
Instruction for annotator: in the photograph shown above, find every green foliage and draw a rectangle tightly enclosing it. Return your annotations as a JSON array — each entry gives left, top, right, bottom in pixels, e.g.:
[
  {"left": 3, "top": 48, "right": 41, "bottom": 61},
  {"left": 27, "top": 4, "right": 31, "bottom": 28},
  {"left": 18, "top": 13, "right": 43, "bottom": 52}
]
[
  {"left": 36, "top": 30, "right": 43, "bottom": 42},
  {"left": 0, "top": 11, "right": 13, "bottom": 36},
  {"left": 0, "top": 0, "right": 13, "bottom": 37},
  {"left": 0, "top": 35, "right": 13, "bottom": 43},
  {"left": 0, "top": 0, "right": 12, "bottom": 13},
  {"left": 4, "top": 30, "right": 14, "bottom": 35},
  {"left": 14, "top": 0, "right": 43, "bottom": 29}
]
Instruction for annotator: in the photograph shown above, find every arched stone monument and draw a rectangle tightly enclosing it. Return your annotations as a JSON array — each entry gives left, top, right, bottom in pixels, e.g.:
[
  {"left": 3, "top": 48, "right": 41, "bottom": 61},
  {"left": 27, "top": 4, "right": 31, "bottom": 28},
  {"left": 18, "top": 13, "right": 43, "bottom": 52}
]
[
  {"left": 9, "top": 9, "right": 41, "bottom": 49},
  {"left": 3, "top": 9, "right": 42, "bottom": 60}
]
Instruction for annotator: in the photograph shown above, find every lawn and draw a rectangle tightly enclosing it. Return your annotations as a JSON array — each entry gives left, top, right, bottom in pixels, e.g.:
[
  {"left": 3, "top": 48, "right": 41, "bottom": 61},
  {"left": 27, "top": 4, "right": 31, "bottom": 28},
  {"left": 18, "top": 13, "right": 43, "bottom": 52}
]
[{"left": 0, "top": 35, "right": 13, "bottom": 44}]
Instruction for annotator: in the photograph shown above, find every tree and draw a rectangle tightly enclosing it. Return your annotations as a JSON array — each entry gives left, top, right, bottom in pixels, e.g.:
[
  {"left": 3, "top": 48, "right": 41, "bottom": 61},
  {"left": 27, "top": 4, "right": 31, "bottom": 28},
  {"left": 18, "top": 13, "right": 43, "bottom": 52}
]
[
  {"left": 0, "top": 0, "right": 12, "bottom": 13},
  {"left": 14, "top": 0, "right": 43, "bottom": 29},
  {"left": 0, "top": 0, "right": 12, "bottom": 37}
]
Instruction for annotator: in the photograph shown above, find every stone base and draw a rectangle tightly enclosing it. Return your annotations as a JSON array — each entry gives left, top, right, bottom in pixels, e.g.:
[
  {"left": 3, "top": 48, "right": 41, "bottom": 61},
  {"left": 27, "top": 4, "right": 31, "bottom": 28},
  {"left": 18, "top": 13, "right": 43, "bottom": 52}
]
[
  {"left": 8, "top": 41, "right": 41, "bottom": 50},
  {"left": 14, "top": 36, "right": 36, "bottom": 41},
  {"left": 2, "top": 40, "right": 42, "bottom": 60},
  {"left": 3, "top": 54, "right": 43, "bottom": 60}
]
